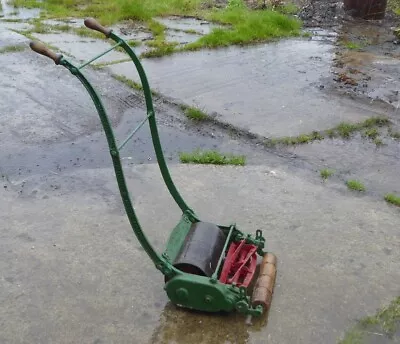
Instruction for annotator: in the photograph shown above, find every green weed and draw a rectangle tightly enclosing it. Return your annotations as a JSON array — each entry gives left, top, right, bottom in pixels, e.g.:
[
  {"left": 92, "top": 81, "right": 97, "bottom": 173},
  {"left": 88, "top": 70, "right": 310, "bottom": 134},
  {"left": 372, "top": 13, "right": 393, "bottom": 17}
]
[
  {"left": 389, "top": 128, "right": 400, "bottom": 140},
  {"left": 320, "top": 169, "right": 334, "bottom": 180},
  {"left": 1, "top": 18, "right": 23, "bottom": 22},
  {"left": 183, "top": 106, "right": 209, "bottom": 121},
  {"left": 363, "top": 128, "right": 379, "bottom": 139},
  {"left": 384, "top": 193, "right": 400, "bottom": 207},
  {"left": 346, "top": 179, "right": 366, "bottom": 192},
  {"left": 339, "top": 297, "right": 400, "bottom": 343},
  {"left": 179, "top": 149, "right": 246, "bottom": 165},
  {"left": 185, "top": 6, "right": 301, "bottom": 50},
  {"left": 73, "top": 26, "right": 104, "bottom": 39},
  {"left": 343, "top": 41, "right": 362, "bottom": 50},
  {"left": 0, "top": 45, "right": 25, "bottom": 54},
  {"left": 113, "top": 74, "right": 143, "bottom": 91},
  {"left": 128, "top": 40, "right": 142, "bottom": 47},
  {"left": 329, "top": 116, "right": 390, "bottom": 139},
  {"left": 335, "top": 122, "right": 359, "bottom": 139}
]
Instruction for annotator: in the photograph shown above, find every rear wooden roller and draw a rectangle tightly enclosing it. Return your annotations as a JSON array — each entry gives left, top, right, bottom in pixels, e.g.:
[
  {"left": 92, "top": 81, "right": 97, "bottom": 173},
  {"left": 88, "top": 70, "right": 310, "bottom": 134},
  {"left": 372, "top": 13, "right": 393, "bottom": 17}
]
[{"left": 251, "top": 253, "right": 277, "bottom": 311}]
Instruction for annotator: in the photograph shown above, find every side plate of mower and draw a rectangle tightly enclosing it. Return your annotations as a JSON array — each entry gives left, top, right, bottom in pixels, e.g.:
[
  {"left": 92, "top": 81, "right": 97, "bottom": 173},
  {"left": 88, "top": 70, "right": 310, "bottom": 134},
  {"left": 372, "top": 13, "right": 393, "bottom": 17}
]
[{"left": 29, "top": 18, "right": 277, "bottom": 317}]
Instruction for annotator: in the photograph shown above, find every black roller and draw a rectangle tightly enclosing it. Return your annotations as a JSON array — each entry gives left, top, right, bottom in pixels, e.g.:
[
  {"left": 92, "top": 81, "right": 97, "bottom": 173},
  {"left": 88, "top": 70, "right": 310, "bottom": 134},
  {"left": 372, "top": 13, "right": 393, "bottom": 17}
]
[{"left": 172, "top": 222, "right": 227, "bottom": 277}]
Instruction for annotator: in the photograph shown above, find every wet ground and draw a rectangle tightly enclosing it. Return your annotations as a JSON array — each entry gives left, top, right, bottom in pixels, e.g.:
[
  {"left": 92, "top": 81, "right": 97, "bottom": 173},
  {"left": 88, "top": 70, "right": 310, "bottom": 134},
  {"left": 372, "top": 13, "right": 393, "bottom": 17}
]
[{"left": 1, "top": 1, "right": 400, "bottom": 344}]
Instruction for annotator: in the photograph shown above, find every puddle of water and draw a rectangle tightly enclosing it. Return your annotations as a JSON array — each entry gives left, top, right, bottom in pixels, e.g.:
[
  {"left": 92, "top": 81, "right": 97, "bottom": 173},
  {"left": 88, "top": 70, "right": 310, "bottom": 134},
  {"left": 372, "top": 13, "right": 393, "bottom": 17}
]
[
  {"left": 155, "top": 15, "right": 220, "bottom": 35},
  {"left": 41, "top": 18, "right": 84, "bottom": 29},
  {"left": 305, "top": 27, "right": 339, "bottom": 42},
  {"left": 165, "top": 29, "right": 202, "bottom": 45},
  {"left": 0, "top": 0, "right": 40, "bottom": 20}
]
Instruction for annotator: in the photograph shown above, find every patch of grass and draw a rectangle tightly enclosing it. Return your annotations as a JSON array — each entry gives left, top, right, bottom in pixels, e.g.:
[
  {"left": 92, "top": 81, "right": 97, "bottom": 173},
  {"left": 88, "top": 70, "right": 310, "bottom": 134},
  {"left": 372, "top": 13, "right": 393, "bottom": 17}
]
[
  {"left": 1, "top": 18, "right": 23, "bottom": 22},
  {"left": 339, "top": 297, "right": 400, "bottom": 343},
  {"left": 73, "top": 26, "right": 104, "bottom": 39},
  {"left": 346, "top": 179, "right": 366, "bottom": 192},
  {"left": 141, "top": 43, "right": 177, "bottom": 58},
  {"left": 280, "top": 3, "right": 299, "bottom": 15},
  {"left": 338, "top": 329, "right": 363, "bottom": 344},
  {"left": 183, "top": 28, "right": 198, "bottom": 34},
  {"left": 11, "top": 0, "right": 300, "bottom": 53},
  {"left": 0, "top": 45, "right": 25, "bottom": 54},
  {"left": 147, "top": 19, "right": 166, "bottom": 39},
  {"left": 343, "top": 41, "right": 362, "bottom": 50},
  {"left": 269, "top": 131, "right": 324, "bottom": 146},
  {"left": 113, "top": 74, "right": 143, "bottom": 91},
  {"left": 363, "top": 116, "right": 390, "bottom": 127},
  {"left": 93, "top": 58, "right": 131, "bottom": 68},
  {"left": 141, "top": 39, "right": 179, "bottom": 58},
  {"left": 179, "top": 149, "right": 246, "bottom": 165},
  {"left": 335, "top": 122, "right": 359, "bottom": 139},
  {"left": 185, "top": 5, "right": 301, "bottom": 50},
  {"left": 183, "top": 106, "right": 209, "bottom": 121},
  {"left": 52, "top": 24, "right": 70, "bottom": 32},
  {"left": 373, "top": 138, "right": 383, "bottom": 146},
  {"left": 388, "top": 127, "right": 400, "bottom": 140},
  {"left": 384, "top": 193, "right": 400, "bottom": 207},
  {"left": 320, "top": 169, "right": 334, "bottom": 180},
  {"left": 11, "top": 0, "right": 203, "bottom": 25},
  {"left": 265, "top": 116, "right": 391, "bottom": 147},
  {"left": 128, "top": 40, "right": 142, "bottom": 47},
  {"left": 328, "top": 116, "right": 390, "bottom": 139},
  {"left": 363, "top": 128, "right": 379, "bottom": 139},
  {"left": 388, "top": 0, "right": 400, "bottom": 13}
]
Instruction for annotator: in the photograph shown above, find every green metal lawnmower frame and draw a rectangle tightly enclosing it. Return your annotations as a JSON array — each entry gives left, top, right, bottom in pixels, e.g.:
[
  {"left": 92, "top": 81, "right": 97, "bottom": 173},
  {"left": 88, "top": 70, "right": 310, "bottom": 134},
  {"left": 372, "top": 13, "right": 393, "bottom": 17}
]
[{"left": 29, "top": 18, "right": 272, "bottom": 317}]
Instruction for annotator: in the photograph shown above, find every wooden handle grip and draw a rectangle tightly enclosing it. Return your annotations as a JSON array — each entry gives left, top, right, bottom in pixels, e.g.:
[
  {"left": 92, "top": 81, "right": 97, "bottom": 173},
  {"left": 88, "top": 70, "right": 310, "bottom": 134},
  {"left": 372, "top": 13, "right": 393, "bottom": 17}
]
[
  {"left": 29, "top": 41, "right": 62, "bottom": 65},
  {"left": 84, "top": 18, "right": 112, "bottom": 37}
]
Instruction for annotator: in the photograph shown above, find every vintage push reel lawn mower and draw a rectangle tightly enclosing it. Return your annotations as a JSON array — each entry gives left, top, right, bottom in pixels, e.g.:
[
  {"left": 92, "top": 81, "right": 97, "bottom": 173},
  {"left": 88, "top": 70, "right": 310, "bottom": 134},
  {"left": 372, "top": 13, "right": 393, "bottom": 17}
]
[{"left": 29, "top": 18, "right": 277, "bottom": 317}]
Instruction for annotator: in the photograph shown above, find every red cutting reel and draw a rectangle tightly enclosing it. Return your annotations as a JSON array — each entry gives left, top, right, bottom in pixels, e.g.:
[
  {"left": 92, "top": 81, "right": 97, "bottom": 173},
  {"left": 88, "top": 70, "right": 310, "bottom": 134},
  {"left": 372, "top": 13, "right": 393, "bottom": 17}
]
[{"left": 219, "top": 240, "right": 258, "bottom": 287}]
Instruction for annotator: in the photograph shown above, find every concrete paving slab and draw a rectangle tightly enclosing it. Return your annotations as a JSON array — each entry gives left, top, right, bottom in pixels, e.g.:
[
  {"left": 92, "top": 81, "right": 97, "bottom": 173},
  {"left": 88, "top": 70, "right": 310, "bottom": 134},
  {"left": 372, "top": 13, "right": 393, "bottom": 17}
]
[
  {"left": 1, "top": 164, "right": 399, "bottom": 344},
  {"left": 108, "top": 37, "right": 389, "bottom": 138},
  {"left": 0, "top": 27, "right": 29, "bottom": 47},
  {"left": 31, "top": 32, "right": 129, "bottom": 63}
]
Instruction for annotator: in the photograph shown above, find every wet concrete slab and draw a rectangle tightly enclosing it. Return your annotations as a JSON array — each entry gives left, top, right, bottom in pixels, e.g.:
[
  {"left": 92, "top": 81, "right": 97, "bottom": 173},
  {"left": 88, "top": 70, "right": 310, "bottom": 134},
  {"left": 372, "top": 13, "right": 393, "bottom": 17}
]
[
  {"left": 284, "top": 135, "right": 400, "bottom": 198},
  {"left": 30, "top": 32, "right": 129, "bottom": 63},
  {"left": 154, "top": 16, "right": 220, "bottom": 35},
  {"left": 0, "top": 20, "right": 33, "bottom": 32},
  {"left": 1, "top": 164, "right": 399, "bottom": 344},
  {"left": 108, "top": 35, "right": 391, "bottom": 138},
  {"left": 0, "top": 27, "right": 29, "bottom": 47},
  {"left": 0, "top": 49, "right": 274, "bottom": 179}
]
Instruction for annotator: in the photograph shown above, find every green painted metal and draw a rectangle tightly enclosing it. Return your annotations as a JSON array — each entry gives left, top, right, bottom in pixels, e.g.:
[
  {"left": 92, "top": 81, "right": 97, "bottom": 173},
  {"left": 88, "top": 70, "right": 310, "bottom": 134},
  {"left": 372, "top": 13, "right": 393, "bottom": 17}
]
[
  {"left": 163, "top": 212, "right": 194, "bottom": 263},
  {"left": 59, "top": 58, "right": 166, "bottom": 271},
  {"left": 108, "top": 32, "right": 197, "bottom": 218},
  {"left": 164, "top": 273, "right": 263, "bottom": 315},
  {"left": 77, "top": 41, "right": 122, "bottom": 70},
  {"left": 118, "top": 114, "right": 151, "bottom": 151},
  {"left": 29, "top": 19, "right": 270, "bottom": 317}
]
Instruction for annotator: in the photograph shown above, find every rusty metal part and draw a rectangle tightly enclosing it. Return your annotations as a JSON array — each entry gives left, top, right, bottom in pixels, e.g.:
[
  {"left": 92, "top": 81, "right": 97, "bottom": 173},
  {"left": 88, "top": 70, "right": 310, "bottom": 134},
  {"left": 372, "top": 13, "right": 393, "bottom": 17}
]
[{"left": 251, "top": 253, "right": 277, "bottom": 310}]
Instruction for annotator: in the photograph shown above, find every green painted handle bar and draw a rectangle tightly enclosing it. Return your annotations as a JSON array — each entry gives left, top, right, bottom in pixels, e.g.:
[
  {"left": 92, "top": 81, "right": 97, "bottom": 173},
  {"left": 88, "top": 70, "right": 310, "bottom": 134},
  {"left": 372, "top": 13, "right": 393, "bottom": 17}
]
[{"left": 29, "top": 18, "right": 198, "bottom": 275}]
